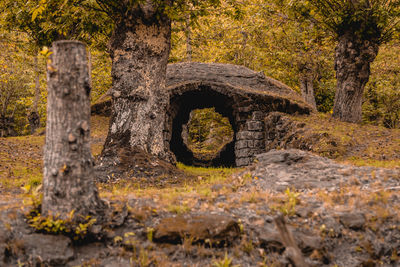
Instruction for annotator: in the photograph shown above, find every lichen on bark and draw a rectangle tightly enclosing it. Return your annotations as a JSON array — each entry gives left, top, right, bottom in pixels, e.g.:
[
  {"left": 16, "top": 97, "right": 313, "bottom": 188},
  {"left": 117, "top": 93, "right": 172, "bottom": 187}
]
[
  {"left": 102, "top": 1, "right": 172, "bottom": 162},
  {"left": 43, "top": 40, "right": 104, "bottom": 220},
  {"left": 332, "top": 32, "right": 379, "bottom": 123}
]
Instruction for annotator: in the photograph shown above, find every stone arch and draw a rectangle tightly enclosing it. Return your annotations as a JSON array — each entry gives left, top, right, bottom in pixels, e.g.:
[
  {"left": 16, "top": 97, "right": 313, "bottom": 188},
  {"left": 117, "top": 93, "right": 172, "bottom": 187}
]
[
  {"left": 92, "top": 62, "right": 313, "bottom": 167},
  {"left": 163, "top": 63, "right": 313, "bottom": 167}
]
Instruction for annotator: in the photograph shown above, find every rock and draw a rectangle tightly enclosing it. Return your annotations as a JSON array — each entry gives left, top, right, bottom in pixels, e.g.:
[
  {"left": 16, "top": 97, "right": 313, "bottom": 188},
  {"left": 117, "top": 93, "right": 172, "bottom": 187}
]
[
  {"left": 256, "top": 149, "right": 307, "bottom": 165},
  {"left": 0, "top": 227, "right": 7, "bottom": 263},
  {"left": 108, "top": 204, "right": 128, "bottom": 228},
  {"left": 259, "top": 223, "right": 321, "bottom": 256},
  {"left": 258, "top": 224, "right": 284, "bottom": 252},
  {"left": 68, "top": 242, "right": 107, "bottom": 266},
  {"left": 22, "top": 233, "right": 74, "bottom": 265},
  {"left": 322, "top": 216, "right": 343, "bottom": 237},
  {"left": 247, "top": 149, "right": 400, "bottom": 192},
  {"left": 294, "top": 232, "right": 322, "bottom": 254},
  {"left": 102, "top": 257, "right": 132, "bottom": 267},
  {"left": 338, "top": 212, "right": 365, "bottom": 230},
  {"left": 154, "top": 213, "right": 240, "bottom": 246}
]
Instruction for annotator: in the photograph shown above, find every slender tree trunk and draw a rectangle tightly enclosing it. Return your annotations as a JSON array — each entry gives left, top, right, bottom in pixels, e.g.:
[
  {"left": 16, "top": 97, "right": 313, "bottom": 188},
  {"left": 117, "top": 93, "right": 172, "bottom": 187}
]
[
  {"left": 32, "top": 53, "right": 41, "bottom": 113},
  {"left": 43, "top": 41, "right": 103, "bottom": 219},
  {"left": 28, "top": 52, "right": 41, "bottom": 134},
  {"left": 88, "top": 47, "right": 93, "bottom": 88},
  {"left": 332, "top": 32, "right": 379, "bottom": 123},
  {"left": 102, "top": 3, "right": 171, "bottom": 161},
  {"left": 185, "top": 13, "right": 192, "bottom": 62},
  {"left": 299, "top": 73, "right": 317, "bottom": 110},
  {"left": 240, "top": 31, "right": 248, "bottom": 66}
]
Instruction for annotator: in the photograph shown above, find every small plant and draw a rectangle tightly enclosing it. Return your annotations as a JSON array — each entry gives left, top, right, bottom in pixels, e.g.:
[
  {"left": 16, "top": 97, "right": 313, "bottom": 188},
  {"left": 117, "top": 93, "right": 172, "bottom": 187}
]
[
  {"left": 26, "top": 208, "right": 97, "bottom": 241},
  {"left": 22, "top": 183, "right": 43, "bottom": 210},
  {"left": 74, "top": 217, "right": 97, "bottom": 240},
  {"left": 240, "top": 237, "right": 254, "bottom": 254},
  {"left": 130, "top": 248, "right": 151, "bottom": 267},
  {"left": 235, "top": 172, "right": 253, "bottom": 188},
  {"left": 237, "top": 219, "right": 244, "bottom": 234},
  {"left": 167, "top": 203, "right": 191, "bottom": 214},
  {"left": 114, "top": 235, "right": 123, "bottom": 244},
  {"left": 213, "top": 252, "right": 238, "bottom": 267},
  {"left": 138, "top": 248, "right": 150, "bottom": 267},
  {"left": 280, "top": 188, "right": 300, "bottom": 216},
  {"left": 146, "top": 227, "right": 154, "bottom": 242},
  {"left": 182, "top": 236, "right": 195, "bottom": 252}
]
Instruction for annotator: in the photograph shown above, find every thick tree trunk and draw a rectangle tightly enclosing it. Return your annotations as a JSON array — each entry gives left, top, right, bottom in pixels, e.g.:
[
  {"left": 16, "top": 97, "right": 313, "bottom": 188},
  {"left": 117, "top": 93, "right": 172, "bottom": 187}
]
[
  {"left": 299, "top": 73, "right": 317, "bottom": 110},
  {"left": 28, "top": 53, "right": 41, "bottom": 134},
  {"left": 102, "top": 3, "right": 172, "bottom": 161},
  {"left": 332, "top": 32, "right": 379, "bottom": 123},
  {"left": 43, "top": 41, "right": 103, "bottom": 219}
]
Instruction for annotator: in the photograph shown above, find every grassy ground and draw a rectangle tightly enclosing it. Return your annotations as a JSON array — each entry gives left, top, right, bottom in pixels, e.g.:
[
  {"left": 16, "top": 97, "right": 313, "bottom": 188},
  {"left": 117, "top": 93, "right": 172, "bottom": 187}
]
[
  {"left": 0, "top": 113, "right": 399, "bottom": 197},
  {"left": 0, "top": 114, "right": 399, "bottom": 266},
  {"left": 291, "top": 113, "right": 400, "bottom": 168},
  {"left": 0, "top": 116, "right": 110, "bottom": 192}
]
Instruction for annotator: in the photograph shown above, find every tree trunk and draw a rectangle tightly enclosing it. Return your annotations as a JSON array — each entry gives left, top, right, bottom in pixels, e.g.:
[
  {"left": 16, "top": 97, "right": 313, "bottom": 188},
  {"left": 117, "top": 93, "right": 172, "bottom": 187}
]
[
  {"left": 332, "top": 32, "right": 379, "bottom": 123},
  {"left": 43, "top": 40, "right": 103, "bottom": 220},
  {"left": 299, "top": 73, "right": 317, "bottom": 110},
  {"left": 185, "top": 13, "right": 192, "bottom": 62},
  {"left": 28, "top": 53, "right": 41, "bottom": 134},
  {"left": 102, "top": 3, "right": 172, "bottom": 161},
  {"left": 88, "top": 47, "right": 93, "bottom": 88}
]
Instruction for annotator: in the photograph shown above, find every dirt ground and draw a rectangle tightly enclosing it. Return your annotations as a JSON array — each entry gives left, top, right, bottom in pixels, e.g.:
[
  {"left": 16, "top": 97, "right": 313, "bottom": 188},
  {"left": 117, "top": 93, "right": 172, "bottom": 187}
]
[{"left": 0, "top": 115, "right": 399, "bottom": 266}]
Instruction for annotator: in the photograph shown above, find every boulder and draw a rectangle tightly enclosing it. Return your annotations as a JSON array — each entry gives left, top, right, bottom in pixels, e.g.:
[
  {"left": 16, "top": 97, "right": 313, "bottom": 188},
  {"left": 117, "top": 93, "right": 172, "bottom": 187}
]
[
  {"left": 337, "top": 212, "right": 366, "bottom": 230},
  {"left": 154, "top": 213, "right": 240, "bottom": 246},
  {"left": 22, "top": 233, "right": 74, "bottom": 265}
]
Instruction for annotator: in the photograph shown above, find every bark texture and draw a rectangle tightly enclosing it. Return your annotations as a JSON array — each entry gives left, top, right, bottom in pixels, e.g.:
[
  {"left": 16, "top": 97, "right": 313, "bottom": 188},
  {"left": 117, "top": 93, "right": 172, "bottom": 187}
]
[
  {"left": 102, "top": 2, "right": 171, "bottom": 161},
  {"left": 333, "top": 32, "right": 379, "bottom": 123},
  {"left": 43, "top": 41, "right": 103, "bottom": 219}
]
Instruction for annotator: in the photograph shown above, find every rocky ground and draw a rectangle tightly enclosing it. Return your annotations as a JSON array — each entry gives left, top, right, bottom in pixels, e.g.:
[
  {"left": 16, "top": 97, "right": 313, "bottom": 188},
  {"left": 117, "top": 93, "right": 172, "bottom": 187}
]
[
  {"left": 1, "top": 115, "right": 400, "bottom": 266},
  {"left": 1, "top": 148, "right": 399, "bottom": 267}
]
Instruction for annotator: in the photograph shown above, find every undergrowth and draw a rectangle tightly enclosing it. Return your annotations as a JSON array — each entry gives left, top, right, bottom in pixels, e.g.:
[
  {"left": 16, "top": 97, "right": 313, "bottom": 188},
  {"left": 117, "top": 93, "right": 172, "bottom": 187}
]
[{"left": 26, "top": 207, "right": 97, "bottom": 241}]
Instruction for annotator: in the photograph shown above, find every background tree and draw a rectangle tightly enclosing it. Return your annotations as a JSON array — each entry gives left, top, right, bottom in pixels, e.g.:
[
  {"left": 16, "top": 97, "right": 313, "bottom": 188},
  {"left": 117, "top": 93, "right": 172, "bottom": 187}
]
[
  {"left": 291, "top": 0, "right": 400, "bottom": 123},
  {"left": 0, "top": 31, "right": 37, "bottom": 136},
  {"left": 264, "top": 0, "right": 335, "bottom": 110},
  {"left": 363, "top": 41, "right": 400, "bottom": 128},
  {"left": 2, "top": 0, "right": 400, "bottom": 135},
  {"left": 170, "top": 0, "right": 336, "bottom": 111},
  {"left": 1, "top": 0, "right": 111, "bottom": 133}
]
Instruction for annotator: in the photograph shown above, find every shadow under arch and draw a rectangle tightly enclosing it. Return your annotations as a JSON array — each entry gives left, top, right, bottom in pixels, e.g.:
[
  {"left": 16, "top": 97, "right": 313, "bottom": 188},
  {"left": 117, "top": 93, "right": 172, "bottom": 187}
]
[{"left": 168, "top": 83, "right": 238, "bottom": 167}]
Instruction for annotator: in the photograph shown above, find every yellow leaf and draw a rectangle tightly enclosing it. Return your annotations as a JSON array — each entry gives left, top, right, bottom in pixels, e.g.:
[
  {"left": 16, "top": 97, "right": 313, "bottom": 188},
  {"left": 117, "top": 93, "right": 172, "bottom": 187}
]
[{"left": 40, "top": 46, "right": 49, "bottom": 55}]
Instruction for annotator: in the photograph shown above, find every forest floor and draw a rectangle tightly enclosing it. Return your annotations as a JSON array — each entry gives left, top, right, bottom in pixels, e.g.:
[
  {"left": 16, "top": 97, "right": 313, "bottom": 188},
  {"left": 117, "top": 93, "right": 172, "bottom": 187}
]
[{"left": 0, "top": 115, "right": 399, "bottom": 266}]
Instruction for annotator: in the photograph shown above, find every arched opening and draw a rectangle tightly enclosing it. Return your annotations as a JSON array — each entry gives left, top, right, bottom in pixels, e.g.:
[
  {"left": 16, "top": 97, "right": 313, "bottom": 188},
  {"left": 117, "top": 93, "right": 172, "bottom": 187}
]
[
  {"left": 183, "top": 108, "right": 234, "bottom": 166},
  {"left": 169, "top": 85, "right": 237, "bottom": 167}
]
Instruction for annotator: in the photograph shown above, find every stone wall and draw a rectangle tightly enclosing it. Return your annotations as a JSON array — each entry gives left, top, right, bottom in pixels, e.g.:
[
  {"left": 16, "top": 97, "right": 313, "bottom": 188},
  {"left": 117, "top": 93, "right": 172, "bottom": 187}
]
[{"left": 235, "top": 111, "right": 266, "bottom": 167}]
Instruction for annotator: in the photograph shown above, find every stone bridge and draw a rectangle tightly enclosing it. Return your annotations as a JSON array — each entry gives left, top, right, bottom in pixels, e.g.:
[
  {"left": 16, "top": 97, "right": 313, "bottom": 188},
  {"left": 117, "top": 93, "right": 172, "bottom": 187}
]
[{"left": 92, "top": 62, "right": 312, "bottom": 167}]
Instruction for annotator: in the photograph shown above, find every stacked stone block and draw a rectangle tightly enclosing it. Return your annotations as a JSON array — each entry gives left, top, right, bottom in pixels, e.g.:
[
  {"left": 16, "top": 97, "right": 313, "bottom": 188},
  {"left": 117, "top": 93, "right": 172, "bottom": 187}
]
[{"left": 235, "top": 111, "right": 266, "bottom": 167}]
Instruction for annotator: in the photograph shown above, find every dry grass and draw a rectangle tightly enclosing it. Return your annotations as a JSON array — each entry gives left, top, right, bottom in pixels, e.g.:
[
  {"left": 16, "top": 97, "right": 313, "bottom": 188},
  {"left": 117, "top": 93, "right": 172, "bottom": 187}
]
[
  {"left": 0, "top": 114, "right": 399, "bottom": 217},
  {"left": 0, "top": 114, "right": 398, "bottom": 267},
  {"left": 291, "top": 113, "right": 400, "bottom": 168},
  {"left": 0, "top": 115, "right": 109, "bottom": 191}
]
